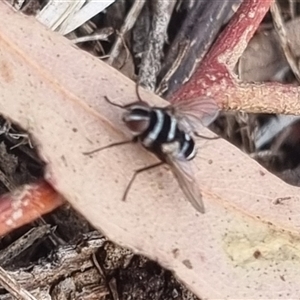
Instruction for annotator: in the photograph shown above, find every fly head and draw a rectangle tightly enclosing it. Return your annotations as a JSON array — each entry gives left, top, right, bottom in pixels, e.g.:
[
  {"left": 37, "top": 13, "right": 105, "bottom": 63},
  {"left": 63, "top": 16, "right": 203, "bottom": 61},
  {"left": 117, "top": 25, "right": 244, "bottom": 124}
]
[{"left": 122, "top": 104, "right": 152, "bottom": 136}]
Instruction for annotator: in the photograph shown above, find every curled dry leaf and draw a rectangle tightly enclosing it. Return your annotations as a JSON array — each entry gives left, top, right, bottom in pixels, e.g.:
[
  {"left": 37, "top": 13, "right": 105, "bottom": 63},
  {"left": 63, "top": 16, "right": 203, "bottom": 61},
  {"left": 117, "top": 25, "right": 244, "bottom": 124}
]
[
  {"left": 1, "top": 3, "right": 300, "bottom": 299},
  {"left": 239, "top": 17, "right": 300, "bottom": 82}
]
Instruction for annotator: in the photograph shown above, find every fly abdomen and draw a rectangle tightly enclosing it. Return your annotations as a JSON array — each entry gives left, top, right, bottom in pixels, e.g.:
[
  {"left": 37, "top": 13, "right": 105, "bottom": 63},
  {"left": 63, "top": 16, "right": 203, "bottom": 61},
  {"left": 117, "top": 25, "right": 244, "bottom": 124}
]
[
  {"left": 155, "top": 111, "right": 173, "bottom": 143},
  {"left": 178, "top": 133, "right": 196, "bottom": 160}
]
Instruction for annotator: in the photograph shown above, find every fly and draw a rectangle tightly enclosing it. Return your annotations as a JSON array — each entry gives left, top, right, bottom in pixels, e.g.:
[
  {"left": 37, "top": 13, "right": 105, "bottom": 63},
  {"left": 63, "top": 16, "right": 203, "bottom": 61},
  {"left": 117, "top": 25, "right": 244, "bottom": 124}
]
[{"left": 84, "top": 90, "right": 219, "bottom": 213}]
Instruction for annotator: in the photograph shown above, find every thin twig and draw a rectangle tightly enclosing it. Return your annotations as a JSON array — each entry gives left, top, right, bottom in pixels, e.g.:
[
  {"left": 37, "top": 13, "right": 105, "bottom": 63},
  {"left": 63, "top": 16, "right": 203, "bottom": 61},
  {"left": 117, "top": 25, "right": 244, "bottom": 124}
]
[
  {"left": 270, "top": 1, "right": 300, "bottom": 82},
  {"left": 156, "top": 40, "right": 190, "bottom": 95},
  {"left": 0, "top": 266, "right": 37, "bottom": 300},
  {"left": 71, "top": 28, "right": 114, "bottom": 44},
  {"left": 107, "top": 0, "right": 146, "bottom": 65}
]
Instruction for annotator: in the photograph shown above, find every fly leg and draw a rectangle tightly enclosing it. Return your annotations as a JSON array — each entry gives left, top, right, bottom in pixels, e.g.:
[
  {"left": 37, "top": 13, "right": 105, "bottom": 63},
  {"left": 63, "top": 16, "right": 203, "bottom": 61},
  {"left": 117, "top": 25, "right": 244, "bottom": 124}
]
[
  {"left": 123, "top": 161, "right": 164, "bottom": 201},
  {"left": 104, "top": 94, "right": 148, "bottom": 109},
  {"left": 83, "top": 139, "right": 134, "bottom": 155},
  {"left": 194, "top": 132, "right": 220, "bottom": 140}
]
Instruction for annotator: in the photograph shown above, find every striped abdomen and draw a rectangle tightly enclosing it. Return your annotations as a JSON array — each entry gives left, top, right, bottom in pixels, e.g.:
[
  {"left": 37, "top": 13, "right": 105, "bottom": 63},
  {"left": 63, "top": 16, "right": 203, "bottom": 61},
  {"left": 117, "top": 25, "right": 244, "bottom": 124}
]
[{"left": 123, "top": 104, "right": 196, "bottom": 160}]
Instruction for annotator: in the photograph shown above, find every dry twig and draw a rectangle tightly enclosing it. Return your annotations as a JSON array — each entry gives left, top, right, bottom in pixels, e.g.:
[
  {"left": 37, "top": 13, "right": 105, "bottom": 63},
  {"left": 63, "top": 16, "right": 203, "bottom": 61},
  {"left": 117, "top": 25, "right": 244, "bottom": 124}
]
[
  {"left": 71, "top": 27, "right": 114, "bottom": 44},
  {"left": 0, "top": 225, "right": 52, "bottom": 267},
  {"left": 138, "top": 0, "right": 176, "bottom": 90},
  {"left": 0, "top": 266, "right": 36, "bottom": 300},
  {"left": 107, "top": 0, "right": 146, "bottom": 65}
]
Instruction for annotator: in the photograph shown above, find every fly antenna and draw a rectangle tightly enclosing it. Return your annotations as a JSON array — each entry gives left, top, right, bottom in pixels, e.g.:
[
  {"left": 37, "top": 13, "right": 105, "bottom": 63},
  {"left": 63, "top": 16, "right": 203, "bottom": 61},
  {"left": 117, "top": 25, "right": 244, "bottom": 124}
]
[{"left": 104, "top": 96, "right": 126, "bottom": 109}]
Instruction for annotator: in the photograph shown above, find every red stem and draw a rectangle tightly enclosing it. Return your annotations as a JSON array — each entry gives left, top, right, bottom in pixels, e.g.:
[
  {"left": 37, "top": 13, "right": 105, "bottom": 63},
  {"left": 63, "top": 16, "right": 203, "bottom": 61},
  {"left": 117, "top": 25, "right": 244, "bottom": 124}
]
[
  {"left": 171, "top": 0, "right": 273, "bottom": 102},
  {"left": 0, "top": 181, "right": 64, "bottom": 236}
]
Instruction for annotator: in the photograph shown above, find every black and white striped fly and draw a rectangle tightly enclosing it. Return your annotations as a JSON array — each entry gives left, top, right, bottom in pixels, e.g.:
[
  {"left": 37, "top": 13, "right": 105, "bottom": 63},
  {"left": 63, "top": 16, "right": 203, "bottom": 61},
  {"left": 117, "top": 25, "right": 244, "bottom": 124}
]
[{"left": 85, "top": 92, "right": 219, "bottom": 213}]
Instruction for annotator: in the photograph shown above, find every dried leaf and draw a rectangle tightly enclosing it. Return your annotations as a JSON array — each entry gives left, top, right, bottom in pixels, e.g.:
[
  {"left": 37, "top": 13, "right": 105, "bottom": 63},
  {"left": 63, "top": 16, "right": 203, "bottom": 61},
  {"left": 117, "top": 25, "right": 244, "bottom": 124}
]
[
  {"left": 37, "top": 0, "right": 116, "bottom": 34},
  {"left": 0, "top": 4, "right": 300, "bottom": 299},
  {"left": 239, "top": 17, "right": 300, "bottom": 82}
]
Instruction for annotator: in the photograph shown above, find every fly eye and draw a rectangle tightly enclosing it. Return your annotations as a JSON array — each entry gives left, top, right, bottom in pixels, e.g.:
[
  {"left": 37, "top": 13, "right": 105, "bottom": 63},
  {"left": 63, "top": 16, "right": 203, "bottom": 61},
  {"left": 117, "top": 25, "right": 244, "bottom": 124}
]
[{"left": 125, "top": 119, "right": 150, "bottom": 135}]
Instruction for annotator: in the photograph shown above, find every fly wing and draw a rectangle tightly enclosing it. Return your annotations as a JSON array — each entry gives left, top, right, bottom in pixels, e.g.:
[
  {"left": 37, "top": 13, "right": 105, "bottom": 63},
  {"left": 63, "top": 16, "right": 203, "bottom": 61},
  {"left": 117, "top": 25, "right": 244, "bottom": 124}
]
[
  {"left": 171, "top": 96, "right": 220, "bottom": 133},
  {"left": 164, "top": 153, "right": 205, "bottom": 213}
]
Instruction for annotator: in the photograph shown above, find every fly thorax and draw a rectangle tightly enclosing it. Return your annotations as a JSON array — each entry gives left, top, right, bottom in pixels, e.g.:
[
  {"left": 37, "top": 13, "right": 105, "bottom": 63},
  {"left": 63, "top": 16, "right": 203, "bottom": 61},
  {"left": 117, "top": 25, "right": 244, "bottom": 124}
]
[
  {"left": 141, "top": 109, "right": 165, "bottom": 148},
  {"left": 123, "top": 108, "right": 151, "bottom": 136}
]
